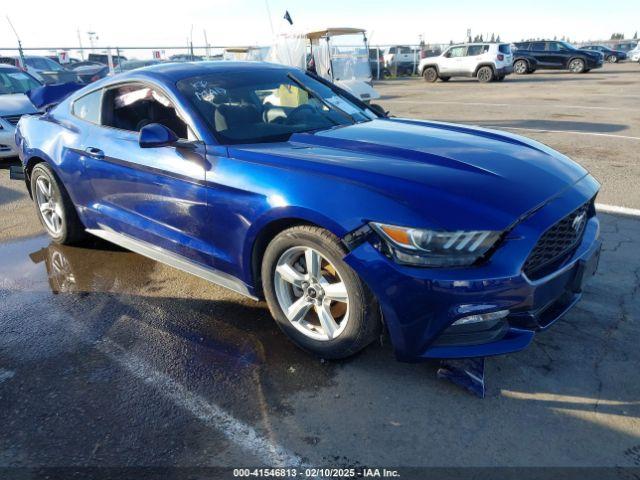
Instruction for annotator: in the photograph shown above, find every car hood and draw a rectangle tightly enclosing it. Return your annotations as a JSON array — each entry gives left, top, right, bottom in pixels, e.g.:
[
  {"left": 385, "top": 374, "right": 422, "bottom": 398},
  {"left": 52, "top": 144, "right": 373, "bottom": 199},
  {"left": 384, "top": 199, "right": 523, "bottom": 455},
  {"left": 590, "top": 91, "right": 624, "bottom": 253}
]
[
  {"left": 229, "top": 118, "right": 590, "bottom": 230},
  {"left": 0, "top": 93, "right": 38, "bottom": 116},
  {"left": 576, "top": 48, "right": 602, "bottom": 58}
]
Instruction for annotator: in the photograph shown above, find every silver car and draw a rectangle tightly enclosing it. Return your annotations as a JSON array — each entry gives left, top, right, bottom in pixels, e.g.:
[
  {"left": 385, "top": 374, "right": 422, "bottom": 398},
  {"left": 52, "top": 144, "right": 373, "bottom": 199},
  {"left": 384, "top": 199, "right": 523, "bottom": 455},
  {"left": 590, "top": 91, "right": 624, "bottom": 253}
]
[{"left": 0, "top": 65, "right": 40, "bottom": 159}]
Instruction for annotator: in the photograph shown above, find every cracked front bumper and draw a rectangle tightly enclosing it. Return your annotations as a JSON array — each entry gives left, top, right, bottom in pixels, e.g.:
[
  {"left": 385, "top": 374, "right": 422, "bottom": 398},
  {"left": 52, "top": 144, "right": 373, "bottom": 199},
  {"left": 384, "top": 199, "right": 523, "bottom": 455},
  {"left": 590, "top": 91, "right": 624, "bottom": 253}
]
[{"left": 344, "top": 177, "right": 601, "bottom": 361}]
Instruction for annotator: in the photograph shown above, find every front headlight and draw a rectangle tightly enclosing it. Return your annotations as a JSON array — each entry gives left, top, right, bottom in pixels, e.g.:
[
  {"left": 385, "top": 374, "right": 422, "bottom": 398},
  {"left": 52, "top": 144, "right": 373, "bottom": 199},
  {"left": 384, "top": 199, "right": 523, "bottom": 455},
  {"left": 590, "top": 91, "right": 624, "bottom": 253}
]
[{"left": 370, "top": 222, "right": 502, "bottom": 267}]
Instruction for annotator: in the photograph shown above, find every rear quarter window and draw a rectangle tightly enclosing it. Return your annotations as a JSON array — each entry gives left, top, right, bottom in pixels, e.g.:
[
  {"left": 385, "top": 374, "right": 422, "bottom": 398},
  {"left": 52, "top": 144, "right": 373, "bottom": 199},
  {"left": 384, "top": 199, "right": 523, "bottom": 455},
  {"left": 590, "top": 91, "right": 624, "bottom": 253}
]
[
  {"left": 499, "top": 44, "right": 511, "bottom": 54},
  {"left": 72, "top": 89, "right": 102, "bottom": 124}
]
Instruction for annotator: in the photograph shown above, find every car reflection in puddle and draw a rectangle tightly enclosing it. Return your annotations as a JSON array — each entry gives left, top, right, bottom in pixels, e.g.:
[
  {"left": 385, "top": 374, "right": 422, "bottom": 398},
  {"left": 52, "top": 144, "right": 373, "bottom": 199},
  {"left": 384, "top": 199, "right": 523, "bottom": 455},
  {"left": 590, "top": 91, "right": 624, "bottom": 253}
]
[{"left": 1, "top": 235, "right": 338, "bottom": 411}]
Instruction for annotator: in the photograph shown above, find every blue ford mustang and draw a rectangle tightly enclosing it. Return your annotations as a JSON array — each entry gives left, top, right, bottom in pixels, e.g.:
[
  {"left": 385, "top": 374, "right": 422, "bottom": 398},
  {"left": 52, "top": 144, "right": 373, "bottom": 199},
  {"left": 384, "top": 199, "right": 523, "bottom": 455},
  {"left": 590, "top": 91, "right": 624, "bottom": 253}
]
[{"left": 14, "top": 62, "right": 601, "bottom": 361}]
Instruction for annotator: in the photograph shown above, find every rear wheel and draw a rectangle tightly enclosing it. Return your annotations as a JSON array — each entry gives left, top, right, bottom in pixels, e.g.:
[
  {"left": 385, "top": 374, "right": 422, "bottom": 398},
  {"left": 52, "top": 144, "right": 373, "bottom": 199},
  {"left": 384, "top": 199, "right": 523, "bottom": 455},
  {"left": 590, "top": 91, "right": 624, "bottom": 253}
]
[
  {"left": 607, "top": 55, "right": 618, "bottom": 63},
  {"left": 513, "top": 59, "right": 528, "bottom": 74},
  {"left": 261, "top": 226, "right": 380, "bottom": 359},
  {"left": 569, "top": 58, "right": 586, "bottom": 73},
  {"left": 476, "top": 66, "right": 494, "bottom": 83},
  {"left": 31, "top": 163, "right": 86, "bottom": 245},
  {"left": 422, "top": 67, "right": 438, "bottom": 83}
]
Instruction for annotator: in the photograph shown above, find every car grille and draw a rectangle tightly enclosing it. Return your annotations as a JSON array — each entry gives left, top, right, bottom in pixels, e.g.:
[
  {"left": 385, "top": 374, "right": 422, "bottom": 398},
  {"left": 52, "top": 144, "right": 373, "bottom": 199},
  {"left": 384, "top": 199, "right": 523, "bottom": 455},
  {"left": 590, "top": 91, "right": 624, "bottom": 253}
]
[
  {"left": 2, "top": 115, "right": 21, "bottom": 126},
  {"left": 523, "top": 202, "right": 591, "bottom": 279}
]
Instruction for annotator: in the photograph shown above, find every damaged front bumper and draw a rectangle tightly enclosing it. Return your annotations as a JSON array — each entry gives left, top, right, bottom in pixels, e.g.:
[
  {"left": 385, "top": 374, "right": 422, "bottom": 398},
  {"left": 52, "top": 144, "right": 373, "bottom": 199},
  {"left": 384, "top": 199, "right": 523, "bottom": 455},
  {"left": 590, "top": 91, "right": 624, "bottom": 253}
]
[{"left": 344, "top": 180, "right": 601, "bottom": 362}]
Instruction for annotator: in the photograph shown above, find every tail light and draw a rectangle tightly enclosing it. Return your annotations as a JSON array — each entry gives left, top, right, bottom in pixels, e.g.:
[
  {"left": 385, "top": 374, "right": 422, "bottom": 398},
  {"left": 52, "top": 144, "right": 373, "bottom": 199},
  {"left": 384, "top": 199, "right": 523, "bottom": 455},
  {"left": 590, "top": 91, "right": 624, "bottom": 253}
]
[{"left": 497, "top": 54, "right": 504, "bottom": 61}]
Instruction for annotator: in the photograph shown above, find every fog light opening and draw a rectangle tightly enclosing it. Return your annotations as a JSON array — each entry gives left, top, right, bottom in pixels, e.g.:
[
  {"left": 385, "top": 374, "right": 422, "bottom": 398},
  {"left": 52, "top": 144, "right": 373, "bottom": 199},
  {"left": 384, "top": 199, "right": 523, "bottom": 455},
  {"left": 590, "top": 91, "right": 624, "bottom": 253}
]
[{"left": 452, "top": 309, "right": 510, "bottom": 326}]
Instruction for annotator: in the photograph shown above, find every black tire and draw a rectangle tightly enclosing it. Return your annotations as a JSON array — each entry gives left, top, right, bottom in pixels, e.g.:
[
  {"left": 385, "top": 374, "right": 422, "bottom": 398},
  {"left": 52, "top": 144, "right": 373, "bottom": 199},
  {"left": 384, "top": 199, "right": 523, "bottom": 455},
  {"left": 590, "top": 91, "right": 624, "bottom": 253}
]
[
  {"left": 422, "top": 67, "right": 438, "bottom": 83},
  {"left": 476, "top": 66, "right": 494, "bottom": 83},
  {"left": 439, "top": 76, "right": 450, "bottom": 82},
  {"left": 569, "top": 58, "right": 585, "bottom": 73},
  {"left": 261, "top": 225, "right": 381, "bottom": 359},
  {"left": 513, "top": 59, "right": 528, "bottom": 75},
  {"left": 30, "top": 163, "right": 86, "bottom": 245},
  {"left": 607, "top": 55, "right": 617, "bottom": 63}
]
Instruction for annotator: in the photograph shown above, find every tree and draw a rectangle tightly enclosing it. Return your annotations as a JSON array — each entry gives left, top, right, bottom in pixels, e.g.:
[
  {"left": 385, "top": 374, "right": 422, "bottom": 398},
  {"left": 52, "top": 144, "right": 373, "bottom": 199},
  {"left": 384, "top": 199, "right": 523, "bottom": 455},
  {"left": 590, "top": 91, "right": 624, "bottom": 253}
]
[
  {"left": 610, "top": 33, "right": 625, "bottom": 40},
  {"left": 496, "top": 35, "right": 501, "bottom": 42},
  {"left": 634, "top": 31, "right": 638, "bottom": 39},
  {"left": 490, "top": 33, "right": 495, "bottom": 42}
]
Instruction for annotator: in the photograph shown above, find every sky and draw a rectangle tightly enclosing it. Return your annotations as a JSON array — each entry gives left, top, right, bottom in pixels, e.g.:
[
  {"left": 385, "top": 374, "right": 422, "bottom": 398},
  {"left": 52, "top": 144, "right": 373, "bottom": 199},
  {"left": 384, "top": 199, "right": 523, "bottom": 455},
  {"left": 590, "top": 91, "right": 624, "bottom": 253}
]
[{"left": 2, "top": 0, "right": 639, "bottom": 55}]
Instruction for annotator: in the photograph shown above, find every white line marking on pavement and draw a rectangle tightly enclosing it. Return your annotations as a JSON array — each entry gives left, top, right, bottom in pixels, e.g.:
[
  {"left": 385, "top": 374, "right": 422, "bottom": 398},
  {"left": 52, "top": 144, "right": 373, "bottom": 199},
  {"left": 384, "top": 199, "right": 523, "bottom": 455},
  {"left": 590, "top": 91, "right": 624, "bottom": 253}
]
[
  {"left": 98, "top": 339, "right": 304, "bottom": 467},
  {"left": 596, "top": 203, "right": 640, "bottom": 217},
  {"left": 484, "top": 126, "right": 640, "bottom": 141},
  {"left": 383, "top": 99, "right": 633, "bottom": 112},
  {"left": 0, "top": 369, "right": 15, "bottom": 383}
]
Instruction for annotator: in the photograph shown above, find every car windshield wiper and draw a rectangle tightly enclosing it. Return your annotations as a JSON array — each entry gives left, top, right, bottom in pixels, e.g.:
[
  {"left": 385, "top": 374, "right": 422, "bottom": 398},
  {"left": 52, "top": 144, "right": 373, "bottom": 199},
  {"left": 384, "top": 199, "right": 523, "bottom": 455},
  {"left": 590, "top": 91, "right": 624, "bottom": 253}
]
[{"left": 286, "top": 73, "right": 357, "bottom": 125}]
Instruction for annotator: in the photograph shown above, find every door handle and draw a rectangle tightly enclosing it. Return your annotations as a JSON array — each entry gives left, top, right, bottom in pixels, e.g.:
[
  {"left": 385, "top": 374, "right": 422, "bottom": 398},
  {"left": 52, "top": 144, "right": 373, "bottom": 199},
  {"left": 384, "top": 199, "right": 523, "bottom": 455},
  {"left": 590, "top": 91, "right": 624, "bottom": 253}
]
[{"left": 85, "top": 147, "right": 105, "bottom": 160}]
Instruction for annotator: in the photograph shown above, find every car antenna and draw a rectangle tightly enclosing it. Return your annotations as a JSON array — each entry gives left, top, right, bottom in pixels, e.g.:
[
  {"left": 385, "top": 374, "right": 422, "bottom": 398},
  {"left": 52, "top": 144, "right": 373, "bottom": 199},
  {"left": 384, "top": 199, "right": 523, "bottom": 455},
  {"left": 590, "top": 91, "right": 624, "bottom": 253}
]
[{"left": 6, "top": 16, "right": 26, "bottom": 70}]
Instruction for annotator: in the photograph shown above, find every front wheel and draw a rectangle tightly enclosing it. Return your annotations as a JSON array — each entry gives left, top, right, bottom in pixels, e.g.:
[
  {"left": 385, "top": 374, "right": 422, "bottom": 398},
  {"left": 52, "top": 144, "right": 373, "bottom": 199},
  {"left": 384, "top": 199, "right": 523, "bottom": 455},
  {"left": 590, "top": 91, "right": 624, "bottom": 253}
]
[
  {"left": 569, "top": 58, "right": 586, "bottom": 73},
  {"left": 477, "top": 66, "right": 494, "bottom": 83},
  {"left": 31, "top": 163, "right": 86, "bottom": 245},
  {"left": 422, "top": 67, "right": 438, "bottom": 83},
  {"left": 261, "top": 226, "right": 380, "bottom": 359},
  {"left": 607, "top": 55, "right": 618, "bottom": 63}
]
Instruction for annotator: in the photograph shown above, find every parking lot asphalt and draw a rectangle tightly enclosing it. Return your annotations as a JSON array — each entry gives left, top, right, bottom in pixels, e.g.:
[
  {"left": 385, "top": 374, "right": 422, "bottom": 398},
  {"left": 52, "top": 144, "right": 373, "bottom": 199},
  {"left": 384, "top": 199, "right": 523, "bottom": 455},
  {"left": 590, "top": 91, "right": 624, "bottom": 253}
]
[{"left": 1, "top": 63, "right": 639, "bottom": 473}]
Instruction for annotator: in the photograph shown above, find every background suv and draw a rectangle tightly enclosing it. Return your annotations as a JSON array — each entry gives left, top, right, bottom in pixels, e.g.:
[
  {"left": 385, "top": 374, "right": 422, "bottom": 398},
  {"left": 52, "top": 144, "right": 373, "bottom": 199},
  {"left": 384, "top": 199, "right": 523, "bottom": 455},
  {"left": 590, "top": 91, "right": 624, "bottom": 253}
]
[
  {"left": 512, "top": 41, "right": 603, "bottom": 73},
  {"left": 419, "top": 43, "right": 513, "bottom": 83}
]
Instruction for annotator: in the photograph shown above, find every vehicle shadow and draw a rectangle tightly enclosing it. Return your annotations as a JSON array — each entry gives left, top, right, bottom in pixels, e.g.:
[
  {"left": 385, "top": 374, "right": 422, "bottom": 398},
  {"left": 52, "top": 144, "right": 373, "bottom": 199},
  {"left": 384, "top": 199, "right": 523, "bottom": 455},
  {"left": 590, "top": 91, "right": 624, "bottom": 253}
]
[{"left": 0, "top": 184, "right": 23, "bottom": 206}]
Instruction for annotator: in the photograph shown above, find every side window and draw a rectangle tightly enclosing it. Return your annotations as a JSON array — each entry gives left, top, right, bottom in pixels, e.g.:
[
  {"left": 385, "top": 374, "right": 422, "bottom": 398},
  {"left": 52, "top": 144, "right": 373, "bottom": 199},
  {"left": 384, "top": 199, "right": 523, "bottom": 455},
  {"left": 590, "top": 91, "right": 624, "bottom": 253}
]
[
  {"left": 531, "top": 42, "right": 545, "bottom": 51},
  {"left": 467, "top": 45, "right": 488, "bottom": 56},
  {"left": 447, "top": 46, "right": 466, "bottom": 58},
  {"left": 388, "top": 47, "right": 396, "bottom": 54},
  {"left": 101, "top": 83, "right": 189, "bottom": 139},
  {"left": 72, "top": 89, "right": 102, "bottom": 124}
]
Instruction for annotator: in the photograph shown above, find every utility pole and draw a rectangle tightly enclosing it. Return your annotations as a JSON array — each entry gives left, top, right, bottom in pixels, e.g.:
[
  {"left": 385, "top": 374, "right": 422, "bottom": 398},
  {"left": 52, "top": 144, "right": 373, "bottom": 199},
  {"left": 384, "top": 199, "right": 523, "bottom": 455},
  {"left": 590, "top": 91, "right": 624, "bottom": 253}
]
[
  {"left": 264, "top": 0, "right": 275, "bottom": 37},
  {"left": 189, "top": 25, "right": 194, "bottom": 57},
  {"left": 203, "top": 29, "right": 210, "bottom": 59},
  {"left": 6, "top": 16, "right": 25, "bottom": 68}
]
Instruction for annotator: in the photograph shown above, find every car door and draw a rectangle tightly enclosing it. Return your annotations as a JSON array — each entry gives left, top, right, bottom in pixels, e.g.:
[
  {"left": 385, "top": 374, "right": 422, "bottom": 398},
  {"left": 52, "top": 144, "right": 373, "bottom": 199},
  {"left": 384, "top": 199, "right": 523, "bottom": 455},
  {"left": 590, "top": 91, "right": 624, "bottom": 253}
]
[
  {"left": 529, "top": 42, "right": 548, "bottom": 66},
  {"left": 546, "top": 42, "right": 570, "bottom": 68},
  {"left": 439, "top": 46, "right": 467, "bottom": 74},
  {"left": 464, "top": 45, "right": 488, "bottom": 75},
  {"left": 76, "top": 81, "right": 212, "bottom": 267}
]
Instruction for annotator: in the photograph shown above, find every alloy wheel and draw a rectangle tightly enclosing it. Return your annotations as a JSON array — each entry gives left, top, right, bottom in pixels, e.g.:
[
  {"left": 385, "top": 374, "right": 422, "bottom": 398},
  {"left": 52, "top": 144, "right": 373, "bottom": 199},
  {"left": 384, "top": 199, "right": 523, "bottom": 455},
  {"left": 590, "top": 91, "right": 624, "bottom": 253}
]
[
  {"left": 569, "top": 59, "right": 585, "bottom": 73},
  {"left": 273, "top": 246, "right": 349, "bottom": 341},
  {"left": 35, "top": 176, "right": 64, "bottom": 235},
  {"left": 514, "top": 60, "right": 527, "bottom": 74},
  {"left": 477, "top": 67, "right": 493, "bottom": 82}
]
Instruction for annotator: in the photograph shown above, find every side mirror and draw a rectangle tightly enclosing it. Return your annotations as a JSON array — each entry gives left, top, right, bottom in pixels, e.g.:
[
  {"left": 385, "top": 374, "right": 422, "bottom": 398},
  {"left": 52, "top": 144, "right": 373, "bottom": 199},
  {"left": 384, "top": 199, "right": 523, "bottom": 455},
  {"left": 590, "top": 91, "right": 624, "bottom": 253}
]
[{"left": 139, "top": 123, "right": 179, "bottom": 148}]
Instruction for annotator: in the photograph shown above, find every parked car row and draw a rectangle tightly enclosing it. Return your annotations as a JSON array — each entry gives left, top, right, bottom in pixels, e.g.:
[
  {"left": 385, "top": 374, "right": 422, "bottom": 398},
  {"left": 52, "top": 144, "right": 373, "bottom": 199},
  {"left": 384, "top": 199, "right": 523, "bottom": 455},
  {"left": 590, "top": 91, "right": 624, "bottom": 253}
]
[
  {"left": 0, "top": 65, "right": 40, "bottom": 159},
  {"left": 415, "top": 39, "right": 640, "bottom": 83}
]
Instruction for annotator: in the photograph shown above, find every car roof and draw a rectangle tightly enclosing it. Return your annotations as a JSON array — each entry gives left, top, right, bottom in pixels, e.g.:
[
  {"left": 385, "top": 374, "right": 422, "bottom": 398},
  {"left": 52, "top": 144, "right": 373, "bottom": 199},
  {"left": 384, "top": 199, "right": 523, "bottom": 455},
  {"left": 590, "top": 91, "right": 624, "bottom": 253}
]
[{"left": 109, "top": 61, "right": 293, "bottom": 83}]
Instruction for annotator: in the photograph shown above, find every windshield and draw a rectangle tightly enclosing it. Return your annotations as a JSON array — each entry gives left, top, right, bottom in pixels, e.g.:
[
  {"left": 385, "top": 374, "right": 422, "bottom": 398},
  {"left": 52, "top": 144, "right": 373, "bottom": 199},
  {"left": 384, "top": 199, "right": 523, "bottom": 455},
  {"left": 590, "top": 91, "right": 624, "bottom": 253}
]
[
  {"left": 560, "top": 41, "right": 577, "bottom": 51},
  {"left": 25, "top": 57, "right": 64, "bottom": 71},
  {"left": 328, "top": 33, "right": 372, "bottom": 82},
  {"left": 0, "top": 70, "right": 41, "bottom": 94},
  {"left": 177, "top": 69, "right": 376, "bottom": 144}
]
